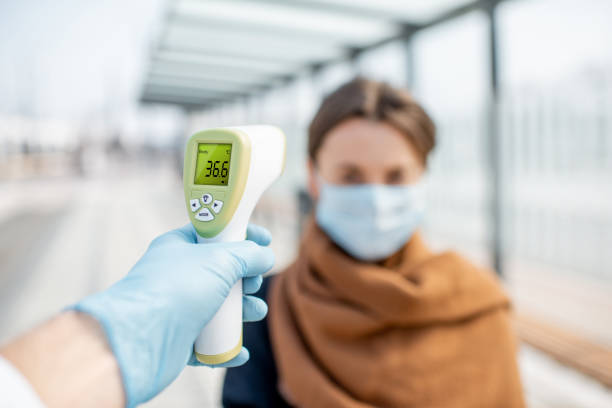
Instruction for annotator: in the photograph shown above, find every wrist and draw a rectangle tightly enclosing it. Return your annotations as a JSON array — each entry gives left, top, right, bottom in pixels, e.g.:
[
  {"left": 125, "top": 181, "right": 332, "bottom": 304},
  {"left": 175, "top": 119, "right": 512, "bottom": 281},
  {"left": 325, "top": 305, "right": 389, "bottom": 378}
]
[
  {"left": 0, "top": 311, "right": 125, "bottom": 408},
  {"left": 73, "top": 283, "right": 192, "bottom": 407}
]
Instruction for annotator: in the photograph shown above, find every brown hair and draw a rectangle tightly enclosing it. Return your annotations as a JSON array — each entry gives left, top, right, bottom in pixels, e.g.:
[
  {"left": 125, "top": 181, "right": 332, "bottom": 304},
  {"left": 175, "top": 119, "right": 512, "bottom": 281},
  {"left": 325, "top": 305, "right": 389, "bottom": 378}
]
[{"left": 308, "top": 77, "right": 436, "bottom": 165}]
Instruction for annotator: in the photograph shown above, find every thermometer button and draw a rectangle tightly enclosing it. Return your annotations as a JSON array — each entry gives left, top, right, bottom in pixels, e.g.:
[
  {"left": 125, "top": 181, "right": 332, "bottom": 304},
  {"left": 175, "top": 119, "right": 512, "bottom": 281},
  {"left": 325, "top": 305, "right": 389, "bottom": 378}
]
[
  {"left": 195, "top": 208, "right": 214, "bottom": 222},
  {"left": 189, "top": 199, "right": 201, "bottom": 212},
  {"left": 201, "top": 193, "right": 213, "bottom": 205},
  {"left": 211, "top": 200, "right": 224, "bottom": 214}
]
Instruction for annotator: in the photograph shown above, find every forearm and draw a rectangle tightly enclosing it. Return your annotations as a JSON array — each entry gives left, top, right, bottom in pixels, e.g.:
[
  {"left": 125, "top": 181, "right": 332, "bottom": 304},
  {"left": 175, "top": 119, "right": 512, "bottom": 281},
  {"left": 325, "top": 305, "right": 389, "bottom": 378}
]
[{"left": 0, "top": 311, "right": 125, "bottom": 408}]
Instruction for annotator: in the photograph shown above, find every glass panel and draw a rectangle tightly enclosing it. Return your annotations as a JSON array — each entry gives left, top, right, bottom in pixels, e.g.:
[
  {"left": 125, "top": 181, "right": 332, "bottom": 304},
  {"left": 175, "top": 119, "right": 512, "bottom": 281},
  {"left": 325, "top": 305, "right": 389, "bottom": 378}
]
[
  {"left": 412, "top": 10, "right": 490, "bottom": 265},
  {"left": 498, "top": 0, "right": 612, "bottom": 347},
  {"left": 299, "top": 0, "right": 475, "bottom": 23},
  {"left": 317, "top": 61, "right": 356, "bottom": 94},
  {"left": 163, "top": 24, "right": 344, "bottom": 63},
  {"left": 356, "top": 39, "right": 411, "bottom": 87},
  {"left": 145, "top": 78, "right": 248, "bottom": 93},
  {"left": 174, "top": 0, "right": 397, "bottom": 46},
  {"left": 154, "top": 50, "right": 295, "bottom": 74}
]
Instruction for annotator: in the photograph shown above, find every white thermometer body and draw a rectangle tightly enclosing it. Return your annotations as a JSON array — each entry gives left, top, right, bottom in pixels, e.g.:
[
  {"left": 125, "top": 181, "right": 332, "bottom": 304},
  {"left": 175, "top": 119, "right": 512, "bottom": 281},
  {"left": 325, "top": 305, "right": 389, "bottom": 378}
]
[{"left": 183, "top": 125, "right": 286, "bottom": 364}]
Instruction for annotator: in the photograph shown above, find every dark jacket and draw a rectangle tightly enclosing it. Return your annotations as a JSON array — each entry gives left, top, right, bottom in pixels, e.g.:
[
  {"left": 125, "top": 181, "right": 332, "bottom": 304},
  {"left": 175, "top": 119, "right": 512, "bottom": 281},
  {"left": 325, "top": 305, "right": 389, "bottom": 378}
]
[{"left": 222, "top": 277, "right": 291, "bottom": 408}]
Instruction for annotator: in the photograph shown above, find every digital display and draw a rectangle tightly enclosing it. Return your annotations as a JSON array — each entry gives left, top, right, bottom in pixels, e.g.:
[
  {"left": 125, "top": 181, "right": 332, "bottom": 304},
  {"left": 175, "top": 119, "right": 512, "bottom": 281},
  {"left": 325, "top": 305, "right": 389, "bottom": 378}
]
[{"left": 194, "top": 143, "right": 232, "bottom": 186}]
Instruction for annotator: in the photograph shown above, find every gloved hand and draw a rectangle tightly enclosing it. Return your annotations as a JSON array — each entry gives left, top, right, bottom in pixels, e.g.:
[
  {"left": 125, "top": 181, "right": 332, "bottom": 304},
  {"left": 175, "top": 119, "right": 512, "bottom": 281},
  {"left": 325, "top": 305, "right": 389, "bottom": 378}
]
[{"left": 72, "top": 224, "right": 275, "bottom": 408}]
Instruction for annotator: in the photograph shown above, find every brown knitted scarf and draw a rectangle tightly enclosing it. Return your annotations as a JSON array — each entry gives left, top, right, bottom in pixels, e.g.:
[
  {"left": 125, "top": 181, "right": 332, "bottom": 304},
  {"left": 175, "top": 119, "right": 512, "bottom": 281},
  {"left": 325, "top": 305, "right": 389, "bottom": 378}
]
[{"left": 269, "top": 221, "right": 525, "bottom": 408}]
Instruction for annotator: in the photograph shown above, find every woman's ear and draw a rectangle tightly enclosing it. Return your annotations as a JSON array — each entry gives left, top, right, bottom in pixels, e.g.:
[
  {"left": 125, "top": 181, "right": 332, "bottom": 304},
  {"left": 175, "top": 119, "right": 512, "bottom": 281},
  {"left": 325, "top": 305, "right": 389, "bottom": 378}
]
[{"left": 307, "top": 158, "right": 320, "bottom": 201}]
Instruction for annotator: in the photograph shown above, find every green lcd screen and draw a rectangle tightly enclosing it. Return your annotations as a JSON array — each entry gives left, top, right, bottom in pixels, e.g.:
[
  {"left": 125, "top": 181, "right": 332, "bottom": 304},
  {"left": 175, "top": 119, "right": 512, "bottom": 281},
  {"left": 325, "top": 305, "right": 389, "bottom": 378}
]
[{"left": 194, "top": 143, "right": 232, "bottom": 186}]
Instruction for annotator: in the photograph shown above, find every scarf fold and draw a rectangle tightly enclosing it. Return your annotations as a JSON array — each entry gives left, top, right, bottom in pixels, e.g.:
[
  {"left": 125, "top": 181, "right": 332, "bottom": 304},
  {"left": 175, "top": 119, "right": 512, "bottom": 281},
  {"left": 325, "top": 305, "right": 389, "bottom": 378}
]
[{"left": 269, "top": 221, "right": 525, "bottom": 408}]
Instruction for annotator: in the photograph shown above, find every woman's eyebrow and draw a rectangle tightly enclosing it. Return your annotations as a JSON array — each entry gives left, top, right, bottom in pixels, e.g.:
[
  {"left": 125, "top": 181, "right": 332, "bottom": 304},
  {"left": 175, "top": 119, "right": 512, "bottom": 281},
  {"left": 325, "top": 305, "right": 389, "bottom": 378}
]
[
  {"left": 379, "top": 164, "right": 403, "bottom": 172},
  {"left": 336, "top": 163, "right": 362, "bottom": 171}
]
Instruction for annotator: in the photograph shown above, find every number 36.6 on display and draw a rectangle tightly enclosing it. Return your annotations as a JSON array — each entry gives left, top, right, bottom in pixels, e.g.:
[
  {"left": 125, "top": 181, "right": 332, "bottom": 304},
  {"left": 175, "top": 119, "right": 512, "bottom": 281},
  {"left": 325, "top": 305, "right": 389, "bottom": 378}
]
[{"left": 205, "top": 160, "right": 229, "bottom": 178}]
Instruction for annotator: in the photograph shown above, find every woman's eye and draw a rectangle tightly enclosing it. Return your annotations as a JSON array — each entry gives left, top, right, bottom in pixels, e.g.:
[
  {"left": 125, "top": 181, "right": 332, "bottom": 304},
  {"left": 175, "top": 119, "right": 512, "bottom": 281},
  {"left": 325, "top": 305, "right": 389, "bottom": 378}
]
[
  {"left": 386, "top": 170, "right": 405, "bottom": 184},
  {"left": 342, "top": 172, "right": 363, "bottom": 184},
  {"left": 387, "top": 168, "right": 421, "bottom": 184}
]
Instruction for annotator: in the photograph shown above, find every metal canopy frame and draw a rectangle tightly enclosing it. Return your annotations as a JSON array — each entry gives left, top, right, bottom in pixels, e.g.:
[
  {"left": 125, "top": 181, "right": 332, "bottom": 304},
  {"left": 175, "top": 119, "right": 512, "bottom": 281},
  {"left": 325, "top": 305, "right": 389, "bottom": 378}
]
[
  {"left": 233, "top": 0, "right": 443, "bottom": 24},
  {"left": 140, "top": 0, "right": 509, "bottom": 275},
  {"left": 141, "top": 0, "right": 505, "bottom": 108}
]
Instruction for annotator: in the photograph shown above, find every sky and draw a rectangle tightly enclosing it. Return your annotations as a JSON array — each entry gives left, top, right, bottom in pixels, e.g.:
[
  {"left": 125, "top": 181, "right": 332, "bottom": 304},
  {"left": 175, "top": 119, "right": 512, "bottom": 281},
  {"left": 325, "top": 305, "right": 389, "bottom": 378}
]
[{"left": 0, "top": 0, "right": 164, "bottom": 118}]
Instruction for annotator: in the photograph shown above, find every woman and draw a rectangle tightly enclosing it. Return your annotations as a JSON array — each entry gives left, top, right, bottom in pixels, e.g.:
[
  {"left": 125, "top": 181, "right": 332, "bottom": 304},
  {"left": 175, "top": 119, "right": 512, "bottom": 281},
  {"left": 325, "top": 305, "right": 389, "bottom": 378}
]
[{"left": 223, "top": 78, "right": 525, "bottom": 408}]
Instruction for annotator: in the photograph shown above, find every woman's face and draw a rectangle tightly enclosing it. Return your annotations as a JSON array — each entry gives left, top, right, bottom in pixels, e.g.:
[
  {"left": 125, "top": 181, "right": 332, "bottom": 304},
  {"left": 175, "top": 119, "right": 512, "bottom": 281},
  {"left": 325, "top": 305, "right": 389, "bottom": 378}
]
[{"left": 308, "top": 117, "right": 425, "bottom": 199}]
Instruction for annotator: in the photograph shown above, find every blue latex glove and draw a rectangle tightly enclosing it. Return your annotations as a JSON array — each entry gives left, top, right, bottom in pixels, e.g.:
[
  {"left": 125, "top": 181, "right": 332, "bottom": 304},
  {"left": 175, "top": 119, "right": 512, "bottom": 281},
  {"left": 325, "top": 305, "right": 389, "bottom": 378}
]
[{"left": 72, "top": 224, "right": 274, "bottom": 408}]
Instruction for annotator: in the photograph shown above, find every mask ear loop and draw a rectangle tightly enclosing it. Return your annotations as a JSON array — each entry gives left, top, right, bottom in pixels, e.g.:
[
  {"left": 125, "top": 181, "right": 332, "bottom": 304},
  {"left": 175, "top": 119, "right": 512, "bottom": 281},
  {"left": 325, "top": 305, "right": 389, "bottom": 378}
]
[
  {"left": 313, "top": 167, "right": 333, "bottom": 194},
  {"left": 310, "top": 166, "right": 326, "bottom": 205},
  {"left": 408, "top": 178, "right": 428, "bottom": 214},
  {"left": 314, "top": 171, "right": 325, "bottom": 189}
]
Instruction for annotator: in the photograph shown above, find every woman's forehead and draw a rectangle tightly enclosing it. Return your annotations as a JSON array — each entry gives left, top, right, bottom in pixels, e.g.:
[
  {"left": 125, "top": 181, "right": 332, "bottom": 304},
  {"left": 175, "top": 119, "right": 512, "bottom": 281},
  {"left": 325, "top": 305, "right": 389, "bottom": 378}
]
[{"left": 317, "top": 118, "right": 421, "bottom": 167}]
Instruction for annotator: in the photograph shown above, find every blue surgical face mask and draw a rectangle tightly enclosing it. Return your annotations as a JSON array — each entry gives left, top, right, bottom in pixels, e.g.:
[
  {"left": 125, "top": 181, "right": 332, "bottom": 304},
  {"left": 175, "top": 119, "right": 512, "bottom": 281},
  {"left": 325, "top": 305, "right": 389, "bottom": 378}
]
[{"left": 315, "top": 180, "right": 426, "bottom": 262}]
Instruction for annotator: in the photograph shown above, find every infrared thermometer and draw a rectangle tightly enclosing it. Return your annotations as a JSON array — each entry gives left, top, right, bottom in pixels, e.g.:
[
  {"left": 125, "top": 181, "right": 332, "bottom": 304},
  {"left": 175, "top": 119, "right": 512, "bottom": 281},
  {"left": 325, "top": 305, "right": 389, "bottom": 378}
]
[{"left": 183, "top": 125, "right": 286, "bottom": 364}]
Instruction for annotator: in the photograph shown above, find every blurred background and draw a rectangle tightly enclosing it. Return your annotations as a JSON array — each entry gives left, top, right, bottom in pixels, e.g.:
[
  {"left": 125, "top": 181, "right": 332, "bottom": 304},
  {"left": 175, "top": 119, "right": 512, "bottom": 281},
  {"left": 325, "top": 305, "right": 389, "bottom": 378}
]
[{"left": 1, "top": 0, "right": 611, "bottom": 406}]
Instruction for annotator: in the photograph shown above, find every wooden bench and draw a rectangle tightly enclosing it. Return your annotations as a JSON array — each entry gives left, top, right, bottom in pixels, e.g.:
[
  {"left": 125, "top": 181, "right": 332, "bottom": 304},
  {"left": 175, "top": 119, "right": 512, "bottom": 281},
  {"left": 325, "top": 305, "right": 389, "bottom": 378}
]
[{"left": 515, "top": 314, "right": 612, "bottom": 388}]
